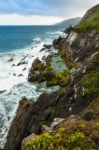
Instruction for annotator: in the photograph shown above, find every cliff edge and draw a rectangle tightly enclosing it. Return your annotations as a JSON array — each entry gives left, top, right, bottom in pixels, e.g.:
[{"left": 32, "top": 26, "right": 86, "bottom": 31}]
[{"left": 4, "top": 4, "right": 99, "bottom": 150}]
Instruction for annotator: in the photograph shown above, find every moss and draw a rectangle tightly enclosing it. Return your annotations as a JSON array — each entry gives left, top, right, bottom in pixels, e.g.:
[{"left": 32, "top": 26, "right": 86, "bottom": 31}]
[
  {"left": 38, "top": 74, "right": 46, "bottom": 83},
  {"left": 46, "top": 69, "right": 71, "bottom": 87},
  {"left": 74, "top": 11, "right": 99, "bottom": 33},
  {"left": 81, "top": 71, "right": 99, "bottom": 96},
  {"left": 58, "top": 49, "right": 76, "bottom": 69},
  {"left": 24, "top": 130, "right": 95, "bottom": 150}
]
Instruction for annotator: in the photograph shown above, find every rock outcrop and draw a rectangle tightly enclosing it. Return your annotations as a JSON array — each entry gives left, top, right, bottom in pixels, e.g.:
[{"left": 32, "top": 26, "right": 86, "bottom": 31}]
[{"left": 4, "top": 4, "right": 99, "bottom": 150}]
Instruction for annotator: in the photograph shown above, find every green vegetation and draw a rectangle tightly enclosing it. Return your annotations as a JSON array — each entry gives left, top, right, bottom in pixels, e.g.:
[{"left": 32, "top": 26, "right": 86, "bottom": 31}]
[
  {"left": 58, "top": 49, "right": 76, "bottom": 69},
  {"left": 74, "top": 11, "right": 99, "bottom": 33},
  {"left": 29, "top": 55, "right": 72, "bottom": 87},
  {"left": 81, "top": 71, "right": 99, "bottom": 96},
  {"left": 24, "top": 130, "right": 95, "bottom": 150}
]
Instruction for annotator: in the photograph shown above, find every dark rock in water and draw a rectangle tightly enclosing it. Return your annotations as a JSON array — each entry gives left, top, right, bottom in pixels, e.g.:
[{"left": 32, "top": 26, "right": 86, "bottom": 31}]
[
  {"left": 8, "top": 58, "right": 14, "bottom": 62},
  {"left": 40, "top": 44, "right": 52, "bottom": 52},
  {"left": 17, "top": 61, "right": 28, "bottom": 66},
  {"left": 31, "top": 46, "right": 33, "bottom": 49},
  {"left": 40, "top": 47, "right": 46, "bottom": 52},
  {"left": 12, "top": 64, "right": 15, "bottom": 67},
  {"left": 42, "top": 56, "right": 46, "bottom": 60},
  {"left": 18, "top": 74, "right": 23, "bottom": 77},
  {"left": 22, "top": 68, "right": 26, "bottom": 71},
  {"left": 45, "top": 49, "right": 52, "bottom": 53},
  {"left": 13, "top": 73, "right": 16, "bottom": 76},
  {"left": 43, "top": 44, "right": 52, "bottom": 49},
  {"left": 0, "top": 90, "right": 6, "bottom": 94}
]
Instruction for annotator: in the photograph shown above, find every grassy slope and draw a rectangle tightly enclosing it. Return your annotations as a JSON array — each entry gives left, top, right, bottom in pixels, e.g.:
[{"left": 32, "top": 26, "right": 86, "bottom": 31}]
[{"left": 74, "top": 11, "right": 99, "bottom": 33}]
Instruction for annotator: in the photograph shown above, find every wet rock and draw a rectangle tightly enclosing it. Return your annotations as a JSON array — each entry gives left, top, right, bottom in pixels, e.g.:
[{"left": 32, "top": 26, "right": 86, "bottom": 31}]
[
  {"left": 22, "top": 68, "right": 26, "bottom": 71},
  {"left": 17, "top": 61, "right": 27, "bottom": 66},
  {"left": 18, "top": 74, "right": 23, "bottom": 77},
  {"left": 40, "top": 47, "right": 46, "bottom": 52},
  {"left": 12, "top": 64, "right": 15, "bottom": 67},
  {"left": 42, "top": 56, "right": 46, "bottom": 60},
  {"left": 13, "top": 73, "right": 16, "bottom": 76},
  {"left": 43, "top": 44, "right": 52, "bottom": 49},
  {"left": 0, "top": 90, "right": 6, "bottom": 94},
  {"left": 8, "top": 58, "right": 14, "bottom": 62},
  {"left": 40, "top": 44, "right": 52, "bottom": 52}
]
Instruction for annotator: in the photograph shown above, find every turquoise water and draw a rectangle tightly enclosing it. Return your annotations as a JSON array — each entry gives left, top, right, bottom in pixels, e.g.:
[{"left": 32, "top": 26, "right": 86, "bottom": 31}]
[
  {"left": 0, "top": 25, "right": 65, "bottom": 148},
  {"left": 0, "top": 25, "right": 62, "bottom": 52}
]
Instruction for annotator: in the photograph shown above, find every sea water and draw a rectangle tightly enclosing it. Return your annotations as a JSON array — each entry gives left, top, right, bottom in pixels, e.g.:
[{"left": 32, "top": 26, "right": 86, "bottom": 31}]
[{"left": 0, "top": 25, "right": 65, "bottom": 148}]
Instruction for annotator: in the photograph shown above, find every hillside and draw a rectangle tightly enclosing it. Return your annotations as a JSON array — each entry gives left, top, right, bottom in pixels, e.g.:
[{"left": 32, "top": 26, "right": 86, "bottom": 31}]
[
  {"left": 55, "top": 17, "right": 81, "bottom": 28},
  {"left": 75, "top": 4, "right": 99, "bottom": 32},
  {"left": 4, "top": 4, "right": 99, "bottom": 150}
]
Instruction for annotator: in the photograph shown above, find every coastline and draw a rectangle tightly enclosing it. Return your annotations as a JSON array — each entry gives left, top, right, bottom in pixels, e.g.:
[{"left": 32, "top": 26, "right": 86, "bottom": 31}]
[
  {"left": 1, "top": 4, "right": 99, "bottom": 150},
  {"left": 0, "top": 28, "right": 65, "bottom": 148}
]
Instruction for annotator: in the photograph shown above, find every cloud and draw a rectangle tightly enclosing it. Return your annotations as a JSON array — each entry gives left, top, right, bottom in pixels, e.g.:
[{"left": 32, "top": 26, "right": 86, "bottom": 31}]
[
  {"left": 0, "top": 14, "right": 64, "bottom": 25},
  {"left": 0, "top": 0, "right": 98, "bottom": 17},
  {"left": 0, "top": 0, "right": 98, "bottom": 25}
]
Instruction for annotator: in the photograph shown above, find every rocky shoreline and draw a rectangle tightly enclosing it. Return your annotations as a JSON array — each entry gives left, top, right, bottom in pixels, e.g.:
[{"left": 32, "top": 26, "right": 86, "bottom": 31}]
[{"left": 4, "top": 4, "right": 99, "bottom": 150}]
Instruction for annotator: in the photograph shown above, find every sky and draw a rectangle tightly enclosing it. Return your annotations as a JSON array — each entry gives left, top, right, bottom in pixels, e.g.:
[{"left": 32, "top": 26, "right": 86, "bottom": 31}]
[{"left": 0, "top": 0, "right": 98, "bottom": 25}]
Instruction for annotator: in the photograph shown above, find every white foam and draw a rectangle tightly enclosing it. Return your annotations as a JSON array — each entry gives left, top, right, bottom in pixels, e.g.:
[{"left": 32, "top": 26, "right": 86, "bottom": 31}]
[
  {"left": 0, "top": 30, "right": 61, "bottom": 148},
  {"left": 0, "top": 41, "right": 47, "bottom": 147}
]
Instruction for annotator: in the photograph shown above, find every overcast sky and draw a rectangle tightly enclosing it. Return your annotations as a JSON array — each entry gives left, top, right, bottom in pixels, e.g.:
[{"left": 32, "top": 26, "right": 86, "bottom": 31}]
[{"left": 0, "top": 0, "right": 98, "bottom": 25}]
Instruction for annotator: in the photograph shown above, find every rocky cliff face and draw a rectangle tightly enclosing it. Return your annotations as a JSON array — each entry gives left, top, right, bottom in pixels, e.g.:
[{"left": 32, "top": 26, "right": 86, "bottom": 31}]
[{"left": 4, "top": 4, "right": 99, "bottom": 150}]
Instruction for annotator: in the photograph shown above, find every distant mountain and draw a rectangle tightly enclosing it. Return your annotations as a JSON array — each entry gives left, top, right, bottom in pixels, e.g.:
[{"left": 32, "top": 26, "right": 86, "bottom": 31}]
[{"left": 55, "top": 17, "right": 81, "bottom": 28}]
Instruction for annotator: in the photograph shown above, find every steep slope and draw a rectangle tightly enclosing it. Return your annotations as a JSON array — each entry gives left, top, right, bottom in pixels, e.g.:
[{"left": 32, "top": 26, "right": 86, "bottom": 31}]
[
  {"left": 4, "top": 4, "right": 99, "bottom": 150},
  {"left": 75, "top": 4, "right": 99, "bottom": 32}
]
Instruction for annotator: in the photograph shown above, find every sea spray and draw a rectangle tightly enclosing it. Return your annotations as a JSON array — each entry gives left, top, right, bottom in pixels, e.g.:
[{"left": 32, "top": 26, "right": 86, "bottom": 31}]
[{"left": 0, "top": 26, "right": 63, "bottom": 148}]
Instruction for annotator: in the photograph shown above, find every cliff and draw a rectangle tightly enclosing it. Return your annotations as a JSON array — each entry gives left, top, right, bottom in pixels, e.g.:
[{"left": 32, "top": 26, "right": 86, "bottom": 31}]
[{"left": 4, "top": 4, "right": 99, "bottom": 150}]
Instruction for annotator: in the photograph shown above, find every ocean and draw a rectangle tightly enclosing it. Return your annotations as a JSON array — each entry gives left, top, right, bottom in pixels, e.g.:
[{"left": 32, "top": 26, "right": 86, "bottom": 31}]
[{"left": 0, "top": 25, "right": 65, "bottom": 148}]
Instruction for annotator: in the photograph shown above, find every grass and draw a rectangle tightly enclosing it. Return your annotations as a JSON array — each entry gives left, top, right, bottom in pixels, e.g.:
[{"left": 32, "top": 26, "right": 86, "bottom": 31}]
[
  {"left": 81, "top": 71, "right": 99, "bottom": 96},
  {"left": 74, "top": 11, "right": 99, "bottom": 33}
]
